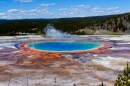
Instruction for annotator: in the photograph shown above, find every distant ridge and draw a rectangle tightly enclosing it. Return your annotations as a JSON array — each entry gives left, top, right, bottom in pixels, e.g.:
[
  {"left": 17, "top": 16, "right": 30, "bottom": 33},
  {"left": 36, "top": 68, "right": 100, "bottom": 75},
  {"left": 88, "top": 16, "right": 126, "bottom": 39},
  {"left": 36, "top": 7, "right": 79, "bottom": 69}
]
[{"left": 0, "top": 12, "right": 128, "bottom": 21}]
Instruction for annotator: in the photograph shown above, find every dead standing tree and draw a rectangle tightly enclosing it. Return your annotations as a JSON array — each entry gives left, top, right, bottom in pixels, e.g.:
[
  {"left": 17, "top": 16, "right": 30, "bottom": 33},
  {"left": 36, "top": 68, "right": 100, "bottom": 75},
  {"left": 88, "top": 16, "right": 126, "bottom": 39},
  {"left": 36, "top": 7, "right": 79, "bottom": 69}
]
[{"left": 8, "top": 70, "right": 12, "bottom": 86}]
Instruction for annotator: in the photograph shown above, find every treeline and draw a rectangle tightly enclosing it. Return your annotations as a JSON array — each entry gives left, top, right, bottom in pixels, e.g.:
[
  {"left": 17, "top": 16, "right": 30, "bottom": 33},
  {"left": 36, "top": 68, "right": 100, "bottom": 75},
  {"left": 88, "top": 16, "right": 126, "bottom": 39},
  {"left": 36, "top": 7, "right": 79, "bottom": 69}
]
[
  {"left": 0, "top": 20, "right": 49, "bottom": 36},
  {"left": 0, "top": 13, "right": 130, "bottom": 36}
]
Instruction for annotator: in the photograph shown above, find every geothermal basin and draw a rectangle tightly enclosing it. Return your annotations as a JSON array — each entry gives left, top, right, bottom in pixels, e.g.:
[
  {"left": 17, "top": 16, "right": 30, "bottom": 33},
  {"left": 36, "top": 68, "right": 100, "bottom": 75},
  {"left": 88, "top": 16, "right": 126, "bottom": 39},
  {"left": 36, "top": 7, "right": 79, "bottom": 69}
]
[{"left": 0, "top": 35, "right": 130, "bottom": 86}]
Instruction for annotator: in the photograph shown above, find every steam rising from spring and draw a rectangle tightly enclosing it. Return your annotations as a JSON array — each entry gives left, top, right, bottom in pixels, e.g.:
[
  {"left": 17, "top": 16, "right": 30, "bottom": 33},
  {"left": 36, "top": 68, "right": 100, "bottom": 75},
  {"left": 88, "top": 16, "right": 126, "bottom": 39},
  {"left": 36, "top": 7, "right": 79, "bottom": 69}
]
[
  {"left": 44, "top": 24, "right": 70, "bottom": 38},
  {"left": 43, "top": 24, "right": 90, "bottom": 41}
]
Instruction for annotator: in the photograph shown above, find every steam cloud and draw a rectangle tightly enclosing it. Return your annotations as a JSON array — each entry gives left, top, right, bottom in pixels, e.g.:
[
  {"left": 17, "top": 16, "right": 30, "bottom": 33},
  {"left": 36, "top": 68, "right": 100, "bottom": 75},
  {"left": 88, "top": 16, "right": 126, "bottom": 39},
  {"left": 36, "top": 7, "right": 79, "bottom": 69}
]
[{"left": 44, "top": 24, "right": 70, "bottom": 38}]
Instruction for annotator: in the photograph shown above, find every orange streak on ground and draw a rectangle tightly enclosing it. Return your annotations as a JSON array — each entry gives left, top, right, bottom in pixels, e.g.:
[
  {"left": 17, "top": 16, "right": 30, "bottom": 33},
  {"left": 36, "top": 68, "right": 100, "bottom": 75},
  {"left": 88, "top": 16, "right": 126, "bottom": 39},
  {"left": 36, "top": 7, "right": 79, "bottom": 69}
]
[
  {"left": 17, "top": 59, "right": 24, "bottom": 64},
  {"left": 30, "top": 59, "right": 37, "bottom": 64},
  {"left": 28, "top": 55, "right": 37, "bottom": 59},
  {"left": 42, "top": 53, "right": 61, "bottom": 61}
]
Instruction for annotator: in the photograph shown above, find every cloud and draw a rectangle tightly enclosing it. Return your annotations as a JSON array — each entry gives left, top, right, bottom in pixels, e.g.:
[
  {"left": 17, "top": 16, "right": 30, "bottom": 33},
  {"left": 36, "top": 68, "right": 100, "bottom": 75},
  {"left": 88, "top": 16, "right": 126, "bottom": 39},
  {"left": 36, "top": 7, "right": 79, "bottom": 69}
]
[
  {"left": 39, "top": 3, "right": 55, "bottom": 7},
  {"left": 60, "top": 5, "right": 91, "bottom": 11},
  {"left": 70, "top": 5, "right": 91, "bottom": 8},
  {"left": 4, "top": 8, "right": 54, "bottom": 19},
  {"left": 28, "top": 9, "right": 37, "bottom": 12},
  {"left": 88, "top": 6, "right": 125, "bottom": 17},
  {"left": 91, "top": 7, "right": 120, "bottom": 13},
  {"left": 59, "top": 5, "right": 90, "bottom": 11},
  {"left": 14, "top": 0, "right": 33, "bottom": 2},
  {"left": 57, "top": 4, "right": 91, "bottom": 18},
  {"left": 91, "top": 7, "right": 104, "bottom": 12},
  {"left": 58, "top": 8, "right": 69, "bottom": 11},
  {"left": 0, "top": 13, "right": 6, "bottom": 16},
  {"left": 107, "top": 7, "right": 119, "bottom": 10},
  {"left": 7, "top": 9, "right": 18, "bottom": 13}
]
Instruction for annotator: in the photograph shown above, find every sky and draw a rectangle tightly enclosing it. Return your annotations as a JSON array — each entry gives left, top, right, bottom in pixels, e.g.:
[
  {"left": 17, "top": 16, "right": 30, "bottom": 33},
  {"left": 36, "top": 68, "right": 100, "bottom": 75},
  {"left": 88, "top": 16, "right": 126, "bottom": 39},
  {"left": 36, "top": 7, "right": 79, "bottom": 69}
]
[{"left": 0, "top": 0, "right": 130, "bottom": 19}]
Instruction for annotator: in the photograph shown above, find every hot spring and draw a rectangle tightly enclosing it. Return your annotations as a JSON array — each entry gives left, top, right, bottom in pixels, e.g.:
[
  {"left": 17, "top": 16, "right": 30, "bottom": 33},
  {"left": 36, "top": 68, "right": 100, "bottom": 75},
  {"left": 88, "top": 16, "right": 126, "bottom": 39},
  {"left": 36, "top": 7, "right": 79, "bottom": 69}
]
[{"left": 27, "top": 41, "right": 102, "bottom": 52}]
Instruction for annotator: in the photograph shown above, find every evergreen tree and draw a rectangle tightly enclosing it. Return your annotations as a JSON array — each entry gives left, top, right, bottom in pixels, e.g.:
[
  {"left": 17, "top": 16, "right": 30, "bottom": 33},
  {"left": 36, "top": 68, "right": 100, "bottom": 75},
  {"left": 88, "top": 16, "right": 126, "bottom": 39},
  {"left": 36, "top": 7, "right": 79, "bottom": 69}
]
[
  {"left": 73, "top": 83, "right": 76, "bottom": 86},
  {"left": 114, "top": 62, "right": 130, "bottom": 86},
  {"left": 99, "top": 82, "right": 106, "bottom": 86},
  {"left": 128, "top": 15, "right": 130, "bottom": 22}
]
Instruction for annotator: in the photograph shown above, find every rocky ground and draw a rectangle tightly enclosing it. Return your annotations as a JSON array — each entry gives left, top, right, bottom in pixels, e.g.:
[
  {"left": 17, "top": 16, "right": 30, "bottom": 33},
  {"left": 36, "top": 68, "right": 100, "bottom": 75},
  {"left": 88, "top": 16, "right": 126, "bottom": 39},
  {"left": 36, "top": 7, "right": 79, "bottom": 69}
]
[{"left": 0, "top": 35, "right": 130, "bottom": 86}]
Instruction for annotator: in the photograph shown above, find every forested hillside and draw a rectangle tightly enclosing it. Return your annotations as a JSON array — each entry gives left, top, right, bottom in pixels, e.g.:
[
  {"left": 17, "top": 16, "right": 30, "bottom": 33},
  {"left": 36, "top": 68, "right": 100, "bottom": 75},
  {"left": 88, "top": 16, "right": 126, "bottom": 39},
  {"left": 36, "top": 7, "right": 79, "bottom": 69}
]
[{"left": 0, "top": 12, "right": 130, "bottom": 36}]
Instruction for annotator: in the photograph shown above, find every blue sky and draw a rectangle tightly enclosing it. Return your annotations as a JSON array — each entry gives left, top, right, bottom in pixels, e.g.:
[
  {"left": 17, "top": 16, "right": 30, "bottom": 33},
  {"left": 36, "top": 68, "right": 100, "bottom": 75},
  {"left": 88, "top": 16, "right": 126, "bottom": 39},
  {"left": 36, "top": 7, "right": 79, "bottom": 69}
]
[{"left": 0, "top": 0, "right": 130, "bottom": 19}]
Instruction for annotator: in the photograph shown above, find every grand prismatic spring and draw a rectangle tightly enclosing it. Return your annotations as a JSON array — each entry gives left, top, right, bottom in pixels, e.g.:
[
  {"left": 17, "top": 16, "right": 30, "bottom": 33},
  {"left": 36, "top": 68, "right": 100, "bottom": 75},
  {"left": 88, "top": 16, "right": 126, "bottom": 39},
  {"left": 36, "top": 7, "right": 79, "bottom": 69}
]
[
  {"left": 0, "top": 24, "right": 130, "bottom": 86},
  {"left": 27, "top": 41, "right": 102, "bottom": 52}
]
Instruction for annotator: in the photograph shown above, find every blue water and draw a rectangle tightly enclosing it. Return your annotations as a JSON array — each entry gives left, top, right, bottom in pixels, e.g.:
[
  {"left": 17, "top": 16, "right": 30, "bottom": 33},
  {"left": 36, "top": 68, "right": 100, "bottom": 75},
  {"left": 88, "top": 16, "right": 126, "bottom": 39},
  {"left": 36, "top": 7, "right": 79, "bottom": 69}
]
[{"left": 27, "top": 41, "right": 101, "bottom": 52}]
